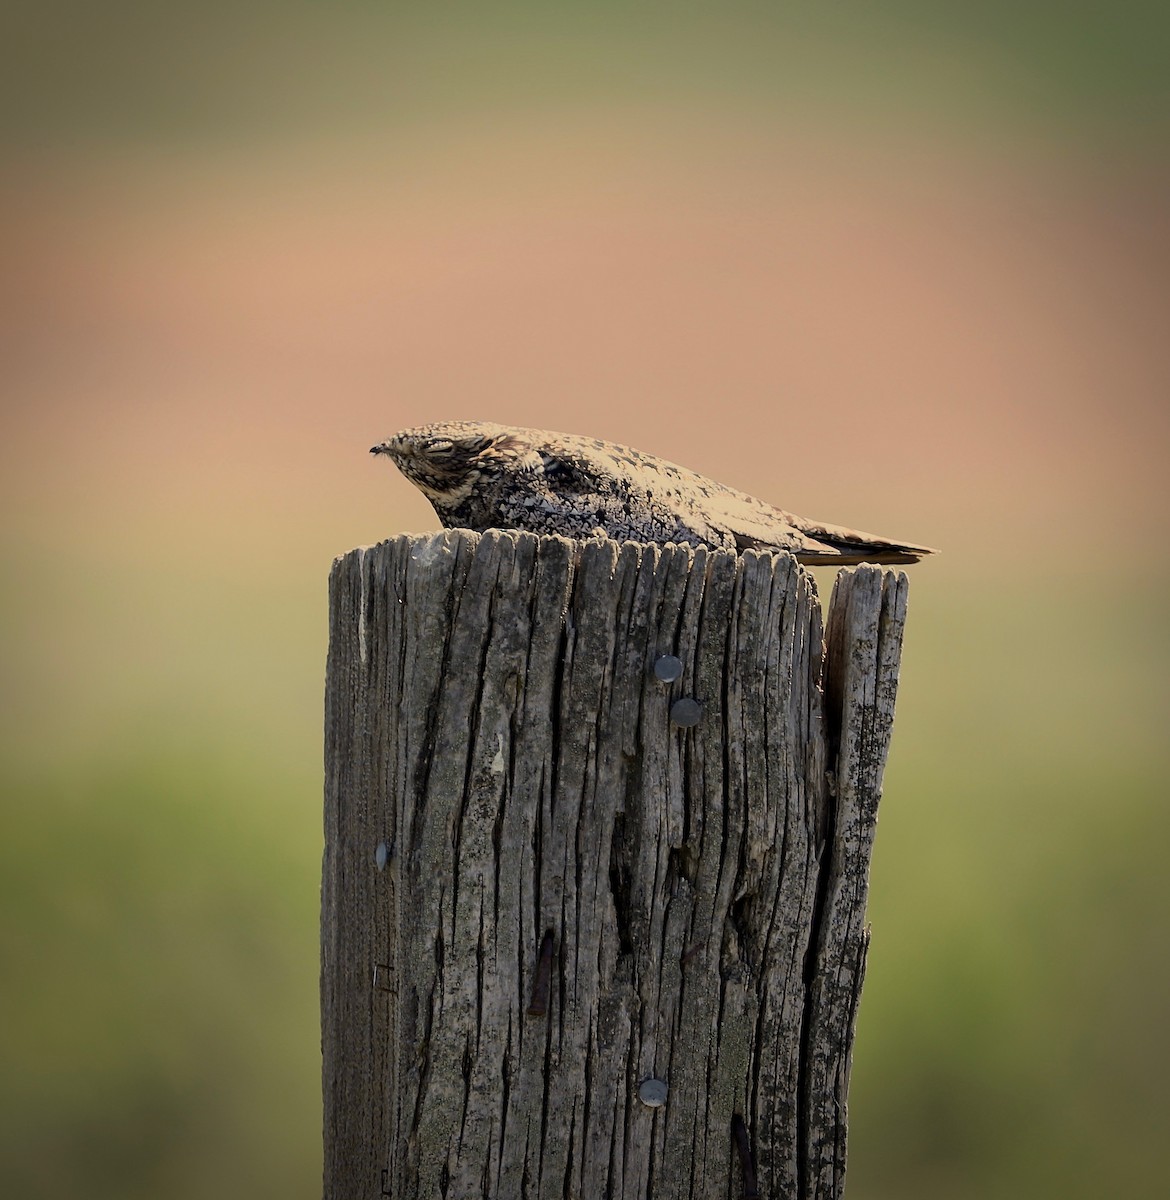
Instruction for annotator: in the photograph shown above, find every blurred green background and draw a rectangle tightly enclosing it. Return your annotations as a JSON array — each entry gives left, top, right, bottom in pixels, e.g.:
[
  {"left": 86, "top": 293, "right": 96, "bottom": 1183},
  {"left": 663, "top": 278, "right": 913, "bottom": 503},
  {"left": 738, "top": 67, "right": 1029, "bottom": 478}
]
[{"left": 2, "top": 4, "right": 1168, "bottom": 1198}]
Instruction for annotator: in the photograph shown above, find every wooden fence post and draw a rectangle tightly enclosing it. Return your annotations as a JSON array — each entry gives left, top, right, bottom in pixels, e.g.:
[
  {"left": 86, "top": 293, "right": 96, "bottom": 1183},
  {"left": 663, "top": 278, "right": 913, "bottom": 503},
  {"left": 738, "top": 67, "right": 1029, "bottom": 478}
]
[{"left": 322, "top": 529, "right": 908, "bottom": 1199}]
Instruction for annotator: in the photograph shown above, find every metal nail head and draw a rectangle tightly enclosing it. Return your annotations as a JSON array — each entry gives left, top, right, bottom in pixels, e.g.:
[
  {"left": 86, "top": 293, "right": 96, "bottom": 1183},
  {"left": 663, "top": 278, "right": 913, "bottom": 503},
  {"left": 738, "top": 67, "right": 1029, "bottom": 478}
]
[
  {"left": 654, "top": 654, "right": 683, "bottom": 683},
  {"left": 637, "top": 1077, "right": 669, "bottom": 1108},
  {"left": 670, "top": 697, "right": 703, "bottom": 727}
]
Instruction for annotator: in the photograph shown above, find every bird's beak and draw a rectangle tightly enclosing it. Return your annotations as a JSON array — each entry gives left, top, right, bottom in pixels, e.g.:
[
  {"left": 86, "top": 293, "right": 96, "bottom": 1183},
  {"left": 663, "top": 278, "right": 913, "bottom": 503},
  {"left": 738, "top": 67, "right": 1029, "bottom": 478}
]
[{"left": 370, "top": 443, "right": 387, "bottom": 455}]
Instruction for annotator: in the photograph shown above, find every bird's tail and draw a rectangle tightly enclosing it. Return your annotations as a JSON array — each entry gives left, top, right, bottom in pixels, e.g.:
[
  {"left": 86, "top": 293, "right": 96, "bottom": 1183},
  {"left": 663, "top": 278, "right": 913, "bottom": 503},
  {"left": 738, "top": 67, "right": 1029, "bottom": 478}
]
[{"left": 792, "top": 518, "right": 937, "bottom": 566}]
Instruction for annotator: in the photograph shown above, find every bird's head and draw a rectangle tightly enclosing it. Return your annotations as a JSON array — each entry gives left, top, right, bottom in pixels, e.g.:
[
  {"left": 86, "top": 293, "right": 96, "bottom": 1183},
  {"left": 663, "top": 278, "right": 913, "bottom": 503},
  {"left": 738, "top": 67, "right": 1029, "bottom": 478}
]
[{"left": 371, "top": 421, "right": 528, "bottom": 510}]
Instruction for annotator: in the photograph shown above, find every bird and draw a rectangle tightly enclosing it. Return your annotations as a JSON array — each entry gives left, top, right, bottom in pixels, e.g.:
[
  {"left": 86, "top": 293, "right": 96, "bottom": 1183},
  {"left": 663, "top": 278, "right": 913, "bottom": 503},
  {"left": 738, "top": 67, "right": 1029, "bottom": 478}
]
[{"left": 371, "top": 421, "right": 936, "bottom": 566}]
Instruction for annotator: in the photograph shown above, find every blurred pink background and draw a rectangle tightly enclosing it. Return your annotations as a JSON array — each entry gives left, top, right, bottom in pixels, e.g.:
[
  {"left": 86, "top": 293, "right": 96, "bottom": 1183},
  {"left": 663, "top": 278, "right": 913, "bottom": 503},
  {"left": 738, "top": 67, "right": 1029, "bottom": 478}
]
[{"left": 5, "top": 114, "right": 1168, "bottom": 569}]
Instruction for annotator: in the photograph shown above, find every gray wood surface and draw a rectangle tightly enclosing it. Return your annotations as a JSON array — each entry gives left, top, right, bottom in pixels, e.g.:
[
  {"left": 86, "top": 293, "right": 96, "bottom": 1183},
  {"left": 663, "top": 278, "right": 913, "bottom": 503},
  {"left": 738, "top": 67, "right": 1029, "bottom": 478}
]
[{"left": 322, "top": 530, "right": 907, "bottom": 1199}]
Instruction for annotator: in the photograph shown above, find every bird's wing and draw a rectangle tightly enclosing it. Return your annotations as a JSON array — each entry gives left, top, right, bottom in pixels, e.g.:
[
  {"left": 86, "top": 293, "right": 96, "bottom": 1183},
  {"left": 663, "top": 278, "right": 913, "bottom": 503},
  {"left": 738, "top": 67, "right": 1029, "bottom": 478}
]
[
  {"left": 532, "top": 441, "right": 721, "bottom": 546},
  {"left": 548, "top": 434, "right": 935, "bottom": 564},
  {"left": 686, "top": 484, "right": 814, "bottom": 555},
  {"left": 696, "top": 483, "right": 935, "bottom": 565}
]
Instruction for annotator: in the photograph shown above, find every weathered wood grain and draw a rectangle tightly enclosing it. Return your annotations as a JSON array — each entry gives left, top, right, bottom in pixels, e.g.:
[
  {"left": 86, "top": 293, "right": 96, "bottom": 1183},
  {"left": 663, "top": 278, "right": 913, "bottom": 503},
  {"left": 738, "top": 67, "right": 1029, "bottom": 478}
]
[{"left": 322, "top": 530, "right": 908, "bottom": 1199}]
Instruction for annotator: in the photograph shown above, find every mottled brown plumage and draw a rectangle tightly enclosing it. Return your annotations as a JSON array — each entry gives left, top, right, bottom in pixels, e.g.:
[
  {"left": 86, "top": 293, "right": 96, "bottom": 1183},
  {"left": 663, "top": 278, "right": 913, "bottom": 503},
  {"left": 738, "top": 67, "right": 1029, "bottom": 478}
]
[{"left": 371, "top": 421, "right": 936, "bottom": 565}]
